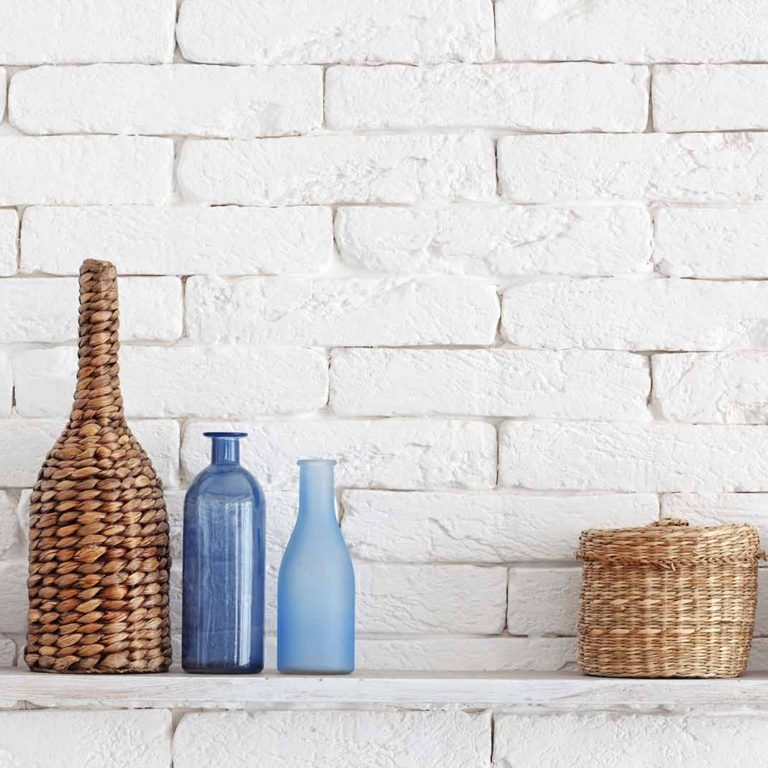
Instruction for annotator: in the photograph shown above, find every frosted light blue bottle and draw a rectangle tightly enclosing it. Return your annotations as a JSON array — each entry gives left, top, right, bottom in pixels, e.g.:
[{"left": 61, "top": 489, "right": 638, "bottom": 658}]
[
  {"left": 277, "top": 460, "right": 355, "bottom": 674},
  {"left": 182, "top": 432, "right": 265, "bottom": 674}
]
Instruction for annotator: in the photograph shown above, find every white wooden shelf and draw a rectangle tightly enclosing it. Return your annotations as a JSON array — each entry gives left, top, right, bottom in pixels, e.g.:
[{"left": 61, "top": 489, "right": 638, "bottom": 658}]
[{"left": 1, "top": 669, "right": 768, "bottom": 710}]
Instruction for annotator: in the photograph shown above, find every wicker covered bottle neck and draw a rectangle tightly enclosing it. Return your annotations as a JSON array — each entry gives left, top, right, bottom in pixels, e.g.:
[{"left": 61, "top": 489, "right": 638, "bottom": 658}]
[{"left": 71, "top": 259, "right": 124, "bottom": 424}]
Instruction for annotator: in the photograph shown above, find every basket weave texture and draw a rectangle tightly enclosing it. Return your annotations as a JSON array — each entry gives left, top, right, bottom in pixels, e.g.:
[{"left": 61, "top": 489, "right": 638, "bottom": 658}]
[
  {"left": 26, "top": 259, "right": 172, "bottom": 673},
  {"left": 577, "top": 518, "right": 764, "bottom": 678}
]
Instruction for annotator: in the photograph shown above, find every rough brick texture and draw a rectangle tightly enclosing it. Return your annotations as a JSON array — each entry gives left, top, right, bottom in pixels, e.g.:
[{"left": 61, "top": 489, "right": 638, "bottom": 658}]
[
  {"left": 177, "top": 0, "right": 495, "bottom": 64},
  {"left": 10, "top": 64, "right": 323, "bottom": 138},
  {"left": 0, "top": 137, "right": 173, "bottom": 205},
  {"left": 0, "top": 209, "right": 18, "bottom": 277},
  {"left": 326, "top": 64, "right": 648, "bottom": 132},
  {"left": 0, "top": 0, "right": 175, "bottom": 64},
  {"left": 177, "top": 135, "right": 495, "bottom": 205},
  {"left": 21, "top": 205, "right": 333, "bottom": 276},
  {"left": 335, "top": 205, "right": 652, "bottom": 276},
  {"left": 174, "top": 710, "right": 491, "bottom": 768}
]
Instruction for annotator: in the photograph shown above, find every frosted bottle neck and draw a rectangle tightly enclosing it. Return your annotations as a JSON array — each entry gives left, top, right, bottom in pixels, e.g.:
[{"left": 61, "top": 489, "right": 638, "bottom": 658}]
[
  {"left": 210, "top": 437, "right": 241, "bottom": 465},
  {"left": 298, "top": 462, "right": 336, "bottom": 522}
]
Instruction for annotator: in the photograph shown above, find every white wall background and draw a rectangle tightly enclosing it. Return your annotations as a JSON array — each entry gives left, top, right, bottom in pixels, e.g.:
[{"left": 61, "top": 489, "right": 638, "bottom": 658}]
[{"left": 3, "top": 0, "right": 768, "bottom": 764}]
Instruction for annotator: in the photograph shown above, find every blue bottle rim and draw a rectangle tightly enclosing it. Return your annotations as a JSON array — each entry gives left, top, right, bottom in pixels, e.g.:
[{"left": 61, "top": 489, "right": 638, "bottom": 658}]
[
  {"left": 203, "top": 431, "right": 249, "bottom": 439},
  {"left": 297, "top": 458, "right": 337, "bottom": 466}
]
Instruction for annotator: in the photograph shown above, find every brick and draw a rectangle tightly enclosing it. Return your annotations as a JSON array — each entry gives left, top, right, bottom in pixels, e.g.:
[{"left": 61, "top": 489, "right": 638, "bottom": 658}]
[
  {"left": 500, "top": 421, "right": 768, "bottom": 492},
  {"left": 0, "top": 710, "right": 171, "bottom": 768},
  {"left": 0, "top": 208, "right": 18, "bottom": 276},
  {"left": 0, "top": 560, "right": 27, "bottom": 633},
  {"left": 502, "top": 278, "right": 768, "bottom": 351},
  {"left": 0, "top": 0, "right": 175, "bottom": 64},
  {"left": 494, "top": 712, "right": 768, "bottom": 767},
  {"left": 0, "top": 277, "right": 182, "bottom": 343},
  {"left": 0, "top": 419, "right": 178, "bottom": 488},
  {"left": 661, "top": 493, "right": 768, "bottom": 549},
  {"left": 0, "top": 491, "right": 20, "bottom": 559},
  {"left": 330, "top": 348, "right": 650, "bottom": 420},
  {"left": 177, "top": 135, "right": 495, "bottom": 205},
  {"left": 182, "top": 420, "right": 496, "bottom": 490},
  {"left": 357, "top": 564, "right": 505, "bottom": 634},
  {"left": 0, "top": 350, "right": 10, "bottom": 418},
  {"left": 335, "top": 205, "right": 652, "bottom": 277},
  {"left": 495, "top": 0, "right": 768, "bottom": 63},
  {"left": 0, "top": 68, "right": 4, "bottom": 126},
  {"left": 177, "top": 0, "right": 494, "bottom": 65},
  {"left": 11, "top": 64, "right": 322, "bottom": 138},
  {"left": 14, "top": 346, "right": 328, "bottom": 418},
  {"left": 341, "top": 491, "right": 658, "bottom": 562},
  {"left": 653, "top": 353, "right": 768, "bottom": 424},
  {"left": 327, "top": 63, "right": 648, "bottom": 131},
  {"left": 654, "top": 207, "right": 768, "bottom": 279},
  {"left": 355, "top": 636, "right": 576, "bottom": 672},
  {"left": 655, "top": 64, "right": 768, "bottom": 132},
  {"left": 0, "top": 636, "right": 15, "bottom": 667},
  {"left": 507, "top": 568, "right": 579, "bottom": 636},
  {"left": 21, "top": 206, "right": 332, "bottom": 275},
  {"left": 498, "top": 133, "right": 768, "bottom": 203},
  {"left": 186, "top": 276, "right": 499, "bottom": 346},
  {"left": 0, "top": 137, "right": 172, "bottom": 205}
]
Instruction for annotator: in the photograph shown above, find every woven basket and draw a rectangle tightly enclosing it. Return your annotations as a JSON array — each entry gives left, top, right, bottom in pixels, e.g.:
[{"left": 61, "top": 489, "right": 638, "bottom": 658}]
[
  {"left": 576, "top": 518, "right": 764, "bottom": 678},
  {"left": 25, "top": 259, "right": 172, "bottom": 673}
]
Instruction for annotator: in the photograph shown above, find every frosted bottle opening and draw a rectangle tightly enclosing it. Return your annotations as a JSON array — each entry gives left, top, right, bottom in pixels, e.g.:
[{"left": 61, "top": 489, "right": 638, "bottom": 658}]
[{"left": 297, "top": 459, "right": 337, "bottom": 467}]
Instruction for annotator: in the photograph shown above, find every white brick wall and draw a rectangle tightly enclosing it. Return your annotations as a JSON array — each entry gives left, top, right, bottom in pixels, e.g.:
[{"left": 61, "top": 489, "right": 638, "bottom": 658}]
[{"left": 2, "top": 2, "right": 768, "bottom": 761}]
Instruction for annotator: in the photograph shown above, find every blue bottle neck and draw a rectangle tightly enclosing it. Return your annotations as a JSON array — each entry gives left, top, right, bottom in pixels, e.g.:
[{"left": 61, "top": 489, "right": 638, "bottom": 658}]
[
  {"left": 210, "top": 437, "right": 241, "bottom": 466},
  {"left": 298, "top": 461, "right": 337, "bottom": 524}
]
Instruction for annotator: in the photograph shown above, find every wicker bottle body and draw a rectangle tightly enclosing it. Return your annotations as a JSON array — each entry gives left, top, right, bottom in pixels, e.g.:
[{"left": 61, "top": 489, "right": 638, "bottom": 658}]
[
  {"left": 26, "top": 260, "right": 172, "bottom": 673},
  {"left": 577, "top": 519, "right": 762, "bottom": 679}
]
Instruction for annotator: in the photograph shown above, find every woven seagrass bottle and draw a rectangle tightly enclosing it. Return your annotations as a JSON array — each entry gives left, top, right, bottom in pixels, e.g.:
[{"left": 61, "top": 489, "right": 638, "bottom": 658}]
[{"left": 26, "top": 259, "right": 172, "bottom": 673}]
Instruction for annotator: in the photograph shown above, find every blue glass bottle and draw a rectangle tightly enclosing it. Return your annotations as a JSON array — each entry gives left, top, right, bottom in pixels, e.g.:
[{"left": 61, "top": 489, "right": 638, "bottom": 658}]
[
  {"left": 182, "top": 432, "right": 265, "bottom": 674},
  {"left": 278, "top": 460, "right": 355, "bottom": 674}
]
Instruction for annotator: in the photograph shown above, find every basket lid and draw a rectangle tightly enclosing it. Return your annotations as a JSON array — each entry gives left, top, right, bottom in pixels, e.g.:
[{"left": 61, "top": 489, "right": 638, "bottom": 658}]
[{"left": 576, "top": 518, "right": 765, "bottom": 567}]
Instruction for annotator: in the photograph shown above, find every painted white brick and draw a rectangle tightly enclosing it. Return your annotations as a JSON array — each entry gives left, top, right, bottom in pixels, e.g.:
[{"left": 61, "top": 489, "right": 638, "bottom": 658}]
[
  {"left": 495, "top": 0, "right": 768, "bottom": 63},
  {"left": 0, "top": 419, "right": 178, "bottom": 488},
  {"left": 0, "top": 137, "right": 173, "bottom": 205},
  {"left": 494, "top": 712, "right": 768, "bottom": 767},
  {"left": 502, "top": 278, "right": 768, "bottom": 351},
  {"left": 0, "top": 350, "right": 11, "bottom": 418},
  {"left": 653, "top": 353, "right": 768, "bottom": 424},
  {"left": 14, "top": 346, "right": 328, "bottom": 418},
  {"left": 182, "top": 420, "right": 497, "bottom": 490},
  {"left": 21, "top": 206, "right": 333, "bottom": 276},
  {"left": 335, "top": 205, "right": 652, "bottom": 277},
  {"left": 0, "top": 277, "right": 182, "bottom": 343},
  {"left": 11, "top": 64, "right": 323, "bottom": 138},
  {"left": 0, "top": 208, "right": 18, "bottom": 276},
  {"left": 654, "top": 207, "right": 768, "bottom": 279},
  {"left": 341, "top": 491, "right": 658, "bottom": 563},
  {"left": 655, "top": 65, "right": 768, "bottom": 132},
  {"left": 330, "top": 349, "right": 650, "bottom": 420},
  {"left": 0, "top": 710, "right": 171, "bottom": 768},
  {"left": 0, "top": 559, "right": 27, "bottom": 634},
  {"left": 327, "top": 64, "right": 648, "bottom": 132},
  {"left": 186, "top": 276, "right": 499, "bottom": 346},
  {"left": 177, "top": 0, "right": 494, "bottom": 65},
  {"left": 357, "top": 564, "right": 506, "bottom": 634},
  {"left": 499, "top": 421, "right": 768, "bottom": 492},
  {"left": 498, "top": 133, "right": 768, "bottom": 203},
  {"left": 175, "top": 710, "right": 490, "bottom": 768},
  {"left": 13, "top": 490, "right": 30, "bottom": 547},
  {"left": 0, "top": 0, "right": 175, "bottom": 64},
  {"left": 0, "top": 636, "right": 14, "bottom": 667},
  {"left": 177, "top": 135, "right": 495, "bottom": 205},
  {"left": 661, "top": 494, "right": 768, "bottom": 549},
  {"left": 356, "top": 636, "right": 576, "bottom": 672},
  {"left": 507, "top": 568, "right": 579, "bottom": 636},
  {"left": 0, "top": 68, "right": 5, "bottom": 122},
  {"left": 0, "top": 491, "right": 20, "bottom": 559}
]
